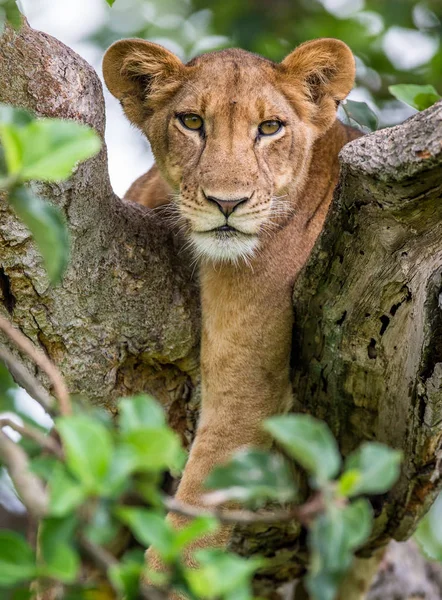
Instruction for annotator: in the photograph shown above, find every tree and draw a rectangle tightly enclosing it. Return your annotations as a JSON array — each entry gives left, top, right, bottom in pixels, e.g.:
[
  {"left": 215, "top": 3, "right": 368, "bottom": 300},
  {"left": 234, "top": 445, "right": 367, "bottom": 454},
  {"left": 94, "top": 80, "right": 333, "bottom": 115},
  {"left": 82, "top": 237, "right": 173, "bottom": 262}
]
[{"left": 1, "top": 15, "right": 442, "bottom": 600}]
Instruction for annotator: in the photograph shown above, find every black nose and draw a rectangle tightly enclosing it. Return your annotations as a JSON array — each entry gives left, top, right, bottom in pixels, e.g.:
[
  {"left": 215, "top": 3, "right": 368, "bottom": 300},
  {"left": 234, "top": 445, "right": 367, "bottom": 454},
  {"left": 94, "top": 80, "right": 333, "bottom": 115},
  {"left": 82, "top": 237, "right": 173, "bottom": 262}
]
[{"left": 206, "top": 195, "right": 250, "bottom": 218}]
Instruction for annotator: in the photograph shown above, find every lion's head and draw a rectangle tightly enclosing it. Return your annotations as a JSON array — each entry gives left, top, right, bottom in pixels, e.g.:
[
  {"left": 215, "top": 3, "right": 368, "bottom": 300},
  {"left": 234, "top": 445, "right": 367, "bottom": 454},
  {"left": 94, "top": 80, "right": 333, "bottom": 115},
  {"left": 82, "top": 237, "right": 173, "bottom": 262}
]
[{"left": 103, "top": 38, "right": 355, "bottom": 263}]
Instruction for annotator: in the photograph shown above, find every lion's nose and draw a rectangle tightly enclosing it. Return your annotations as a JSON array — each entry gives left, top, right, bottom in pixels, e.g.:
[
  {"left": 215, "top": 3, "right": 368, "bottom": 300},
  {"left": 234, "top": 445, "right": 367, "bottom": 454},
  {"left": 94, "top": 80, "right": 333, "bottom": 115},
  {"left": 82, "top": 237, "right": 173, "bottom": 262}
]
[{"left": 205, "top": 195, "right": 250, "bottom": 218}]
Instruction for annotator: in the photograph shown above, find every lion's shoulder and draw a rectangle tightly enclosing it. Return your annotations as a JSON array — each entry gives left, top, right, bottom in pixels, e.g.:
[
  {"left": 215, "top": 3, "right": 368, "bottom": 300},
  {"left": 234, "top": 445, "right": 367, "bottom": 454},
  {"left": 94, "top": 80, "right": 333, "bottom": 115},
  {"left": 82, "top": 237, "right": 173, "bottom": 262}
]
[{"left": 124, "top": 165, "right": 172, "bottom": 208}]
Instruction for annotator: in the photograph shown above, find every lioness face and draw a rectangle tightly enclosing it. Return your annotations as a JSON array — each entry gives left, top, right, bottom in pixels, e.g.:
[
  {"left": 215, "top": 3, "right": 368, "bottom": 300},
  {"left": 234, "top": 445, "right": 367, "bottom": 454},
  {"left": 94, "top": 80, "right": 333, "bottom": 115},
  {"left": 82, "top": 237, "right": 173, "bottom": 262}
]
[
  {"left": 147, "top": 52, "right": 317, "bottom": 263},
  {"left": 103, "top": 39, "right": 355, "bottom": 263}
]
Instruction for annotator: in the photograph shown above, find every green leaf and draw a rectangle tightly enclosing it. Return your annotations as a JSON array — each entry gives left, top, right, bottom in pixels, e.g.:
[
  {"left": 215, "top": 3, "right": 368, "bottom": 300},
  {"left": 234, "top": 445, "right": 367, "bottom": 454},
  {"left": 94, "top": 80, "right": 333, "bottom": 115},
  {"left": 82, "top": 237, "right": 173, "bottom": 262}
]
[
  {"left": 109, "top": 561, "right": 143, "bottom": 600},
  {"left": 8, "top": 186, "right": 69, "bottom": 283},
  {"left": 306, "top": 499, "right": 372, "bottom": 600},
  {"left": 116, "top": 508, "right": 177, "bottom": 561},
  {"left": 0, "top": 360, "right": 17, "bottom": 411},
  {"left": 264, "top": 415, "right": 341, "bottom": 484},
  {"left": 389, "top": 84, "right": 441, "bottom": 111},
  {"left": 56, "top": 415, "right": 113, "bottom": 492},
  {"left": 0, "top": 122, "right": 24, "bottom": 175},
  {"left": 122, "top": 427, "right": 185, "bottom": 473},
  {"left": 0, "top": 108, "right": 101, "bottom": 183},
  {"left": 39, "top": 515, "right": 79, "bottom": 583},
  {"left": 337, "top": 469, "right": 361, "bottom": 497},
  {"left": 415, "top": 492, "right": 442, "bottom": 561},
  {"left": 343, "top": 442, "right": 402, "bottom": 496},
  {"left": 106, "top": 0, "right": 117, "bottom": 5},
  {"left": 0, "top": 105, "right": 33, "bottom": 127},
  {"left": 343, "top": 100, "right": 378, "bottom": 131},
  {"left": 174, "top": 516, "right": 219, "bottom": 552},
  {"left": 186, "top": 549, "right": 262, "bottom": 599},
  {"left": 48, "top": 462, "right": 87, "bottom": 517},
  {"left": 1, "top": 0, "right": 23, "bottom": 29},
  {"left": 30, "top": 455, "right": 59, "bottom": 481},
  {"left": 101, "top": 446, "right": 138, "bottom": 497},
  {"left": 0, "top": 105, "right": 31, "bottom": 175},
  {"left": 119, "top": 394, "right": 166, "bottom": 432},
  {"left": 19, "top": 119, "right": 101, "bottom": 182},
  {"left": 204, "top": 448, "right": 296, "bottom": 506},
  {"left": 0, "top": 531, "right": 36, "bottom": 586},
  {"left": 85, "top": 501, "right": 120, "bottom": 546}
]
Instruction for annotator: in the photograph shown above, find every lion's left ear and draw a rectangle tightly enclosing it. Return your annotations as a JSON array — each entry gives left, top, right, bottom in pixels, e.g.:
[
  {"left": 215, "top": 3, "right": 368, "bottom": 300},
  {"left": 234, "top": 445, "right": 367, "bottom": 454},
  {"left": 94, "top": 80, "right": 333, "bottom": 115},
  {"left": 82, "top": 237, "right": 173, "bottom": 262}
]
[
  {"left": 280, "top": 38, "right": 355, "bottom": 131},
  {"left": 103, "top": 39, "right": 184, "bottom": 128}
]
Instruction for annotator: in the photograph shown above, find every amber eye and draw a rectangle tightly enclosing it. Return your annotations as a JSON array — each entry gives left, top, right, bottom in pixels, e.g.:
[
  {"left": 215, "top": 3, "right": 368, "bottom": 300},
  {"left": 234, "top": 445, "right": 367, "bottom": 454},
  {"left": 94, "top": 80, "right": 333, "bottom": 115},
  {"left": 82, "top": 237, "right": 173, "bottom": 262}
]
[
  {"left": 258, "top": 120, "right": 282, "bottom": 136},
  {"left": 179, "top": 113, "right": 204, "bottom": 131}
]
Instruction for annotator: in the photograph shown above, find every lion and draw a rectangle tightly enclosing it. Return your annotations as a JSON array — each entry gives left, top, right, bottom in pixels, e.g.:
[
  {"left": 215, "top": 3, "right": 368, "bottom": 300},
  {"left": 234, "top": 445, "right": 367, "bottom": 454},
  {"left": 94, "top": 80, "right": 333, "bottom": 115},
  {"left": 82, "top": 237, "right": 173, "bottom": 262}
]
[{"left": 103, "top": 38, "right": 376, "bottom": 599}]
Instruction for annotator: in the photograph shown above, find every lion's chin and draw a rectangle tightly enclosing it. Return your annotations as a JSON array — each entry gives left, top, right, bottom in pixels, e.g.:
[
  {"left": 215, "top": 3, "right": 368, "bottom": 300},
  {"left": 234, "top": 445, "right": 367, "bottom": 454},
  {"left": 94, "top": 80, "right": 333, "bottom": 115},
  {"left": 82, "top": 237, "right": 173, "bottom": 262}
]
[{"left": 191, "top": 230, "right": 259, "bottom": 264}]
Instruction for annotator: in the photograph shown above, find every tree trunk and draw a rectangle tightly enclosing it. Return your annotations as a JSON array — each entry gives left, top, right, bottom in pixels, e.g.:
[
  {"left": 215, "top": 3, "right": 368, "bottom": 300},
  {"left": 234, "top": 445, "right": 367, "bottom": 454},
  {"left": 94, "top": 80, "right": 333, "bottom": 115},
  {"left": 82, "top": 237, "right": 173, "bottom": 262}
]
[{"left": 1, "top": 21, "right": 442, "bottom": 597}]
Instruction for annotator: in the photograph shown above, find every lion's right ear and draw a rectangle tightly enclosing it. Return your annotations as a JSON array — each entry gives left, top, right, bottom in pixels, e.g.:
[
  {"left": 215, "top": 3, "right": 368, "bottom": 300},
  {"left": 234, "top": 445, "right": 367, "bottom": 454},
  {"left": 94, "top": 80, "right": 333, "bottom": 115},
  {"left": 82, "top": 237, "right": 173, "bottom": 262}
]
[{"left": 102, "top": 39, "right": 184, "bottom": 128}]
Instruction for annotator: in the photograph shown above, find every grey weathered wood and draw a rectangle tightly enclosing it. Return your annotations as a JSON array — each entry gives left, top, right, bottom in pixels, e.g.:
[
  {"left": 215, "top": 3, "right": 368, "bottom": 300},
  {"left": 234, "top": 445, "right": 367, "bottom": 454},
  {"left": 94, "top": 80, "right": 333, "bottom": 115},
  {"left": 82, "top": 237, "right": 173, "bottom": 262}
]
[{"left": 1, "top": 20, "right": 442, "bottom": 596}]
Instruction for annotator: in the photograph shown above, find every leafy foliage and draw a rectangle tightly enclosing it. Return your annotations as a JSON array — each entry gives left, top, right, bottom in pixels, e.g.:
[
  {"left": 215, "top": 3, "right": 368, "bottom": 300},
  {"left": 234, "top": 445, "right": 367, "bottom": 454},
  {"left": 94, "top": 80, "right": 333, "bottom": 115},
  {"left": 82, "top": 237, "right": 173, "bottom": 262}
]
[
  {"left": 341, "top": 443, "right": 402, "bottom": 497},
  {"left": 0, "top": 531, "right": 36, "bottom": 586},
  {"left": 187, "top": 550, "right": 263, "bottom": 600},
  {"left": 415, "top": 492, "right": 442, "bottom": 561},
  {"left": 0, "top": 105, "right": 101, "bottom": 283},
  {"left": 8, "top": 187, "right": 70, "bottom": 283},
  {"left": 0, "top": 366, "right": 403, "bottom": 600},
  {"left": 307, "top": 500, "right": 373, "bottom": 600},
  {"left": 205, "top": 448, "right": 296, "bottom": 506},
  {"left": 0, "top": 0, "right": 22, "bottom": 31},
  {"left": 264, "top": 414, "right": 341, "bottom": 485}
]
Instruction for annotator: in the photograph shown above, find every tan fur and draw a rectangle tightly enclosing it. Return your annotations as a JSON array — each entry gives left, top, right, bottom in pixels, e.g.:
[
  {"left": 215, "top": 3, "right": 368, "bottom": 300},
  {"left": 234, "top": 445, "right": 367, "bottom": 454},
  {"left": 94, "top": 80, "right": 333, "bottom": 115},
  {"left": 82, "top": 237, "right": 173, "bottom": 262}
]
[{"left": 103, "top": 38, "right": 360, "bottom": 591}]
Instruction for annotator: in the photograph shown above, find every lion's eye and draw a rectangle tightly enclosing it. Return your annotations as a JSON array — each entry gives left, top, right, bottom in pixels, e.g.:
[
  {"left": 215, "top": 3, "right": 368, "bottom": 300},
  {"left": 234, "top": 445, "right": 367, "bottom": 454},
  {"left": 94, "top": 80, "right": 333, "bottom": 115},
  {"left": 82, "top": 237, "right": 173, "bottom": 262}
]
[
  {"left": 258, "top": 120, "right": 282, "bottom": 136},
  {"left": 179, "top": 113, "right": 204, "bottom": 131}
]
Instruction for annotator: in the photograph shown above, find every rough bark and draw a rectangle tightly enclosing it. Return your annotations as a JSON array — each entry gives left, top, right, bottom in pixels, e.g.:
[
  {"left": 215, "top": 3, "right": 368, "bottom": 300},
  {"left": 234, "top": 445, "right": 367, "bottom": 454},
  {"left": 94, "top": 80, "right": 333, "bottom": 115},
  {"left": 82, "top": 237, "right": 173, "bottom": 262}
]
[
  {"left": 0, "top": 22, "right": 201, "bottom": 443},
  {"left": 1, "top": 21, "right": 442, "bottom": 598}
]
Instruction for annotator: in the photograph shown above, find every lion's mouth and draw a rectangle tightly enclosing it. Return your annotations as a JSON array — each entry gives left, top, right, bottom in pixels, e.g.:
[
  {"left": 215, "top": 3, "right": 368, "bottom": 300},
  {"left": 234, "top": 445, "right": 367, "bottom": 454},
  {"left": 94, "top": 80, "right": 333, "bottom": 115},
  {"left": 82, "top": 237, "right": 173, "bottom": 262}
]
[
  {"left": 212, "top": 225, "right": 236, "bottom": 233},
  {"left": 191, "top": 227, "right": 259, "bottom": 262}
]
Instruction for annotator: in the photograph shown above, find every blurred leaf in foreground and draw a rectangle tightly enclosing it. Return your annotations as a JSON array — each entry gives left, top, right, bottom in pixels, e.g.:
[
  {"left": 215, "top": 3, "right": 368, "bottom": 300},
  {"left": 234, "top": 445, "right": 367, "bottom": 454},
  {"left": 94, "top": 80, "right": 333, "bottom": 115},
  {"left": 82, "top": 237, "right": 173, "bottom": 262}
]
[
  {"left": 264, "top": 414, "right": 341, "bottom": 485},
  {"left": 0, "top": 531, "right": 36, "bottom": 586},
  {"left": 8, "top": 186, "right": 69, "bottom": 283},
  {"left": 186, "top": 549, "right": 263, "bottom": 600},
  {"left": 340, "top": 442, "right": 402, "bottom": 497},
  {"left": 204, "top": 448, "right": 296, "bottom": 507},
  {"left": 0, "top": 115, "right": 101, "bottom": 182},
  {"left": 306, "top": 499, "right": 372, "bottom": 600},
  {"left": 415, "top": 492, "right": 442, "bottom": 561},
  {"left": 0, "top": 0, "right": 22, "bottom": 31}
]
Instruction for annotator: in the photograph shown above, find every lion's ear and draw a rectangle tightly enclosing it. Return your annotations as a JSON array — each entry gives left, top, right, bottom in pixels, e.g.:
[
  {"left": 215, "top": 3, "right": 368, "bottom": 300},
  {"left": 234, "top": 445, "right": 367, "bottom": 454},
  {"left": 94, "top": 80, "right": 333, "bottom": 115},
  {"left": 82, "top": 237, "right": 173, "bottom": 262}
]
[
  {"left": 103, "top": 39, "right": 183, "bottom": 128},
  {"left": 280, "top": 38, "right": 355, "bottom": 131}
]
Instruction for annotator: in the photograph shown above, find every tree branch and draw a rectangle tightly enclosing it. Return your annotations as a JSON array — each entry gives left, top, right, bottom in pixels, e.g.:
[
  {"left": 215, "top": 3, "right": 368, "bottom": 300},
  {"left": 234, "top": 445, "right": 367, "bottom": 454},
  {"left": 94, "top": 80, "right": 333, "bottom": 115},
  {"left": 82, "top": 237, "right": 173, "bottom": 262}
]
[
  {"left": 0, "top": 429, "right": 48, "bottom": 518},
  {"left": 165, "top": 494, "right": 324, "bottom": 526},
  {"left": 0, "top": 345, "right": 53, "bottom": 411},
  {"left": 0, "top": 316, "right": 71, "bottom": 415},
  {"left": 0, "top": 417, "right": 62, "bottom": 458}
]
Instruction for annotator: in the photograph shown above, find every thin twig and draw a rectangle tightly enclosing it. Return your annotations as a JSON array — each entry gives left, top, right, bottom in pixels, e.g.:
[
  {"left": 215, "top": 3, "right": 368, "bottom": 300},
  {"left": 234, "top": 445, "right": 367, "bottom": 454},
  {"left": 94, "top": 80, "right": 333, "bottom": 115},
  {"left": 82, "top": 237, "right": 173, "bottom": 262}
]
[
  {"left": 0, "top": 346, "right": 53, "bottom": 411},
  {"left": 0, "top": 316, "right": 71, "bottom": 415},
  {"left": 0, "top": 430, "right": 48, "bottom": 518},
  {"left": 0, "top": 417, "right": 63, "bottom": 459},
  {"left": 164, "top": 493, "right": 325, "bottom": 526}
]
